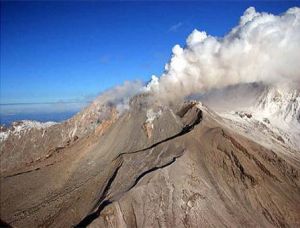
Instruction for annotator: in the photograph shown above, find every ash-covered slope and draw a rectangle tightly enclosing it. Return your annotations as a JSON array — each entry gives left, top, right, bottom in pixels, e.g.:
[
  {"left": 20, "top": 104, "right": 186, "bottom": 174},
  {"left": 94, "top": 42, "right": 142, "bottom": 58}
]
[{"left": 1, "top": 94, "right": 300, "bottom": 228}]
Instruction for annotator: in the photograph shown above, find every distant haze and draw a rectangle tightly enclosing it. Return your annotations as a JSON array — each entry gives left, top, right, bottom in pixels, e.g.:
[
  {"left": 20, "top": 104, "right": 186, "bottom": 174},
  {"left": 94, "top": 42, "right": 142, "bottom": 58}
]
[
  {"left": 0, "top": 102, "right": 89, "bottom": 125},
  {"left": 0, "top": 111, "right": 77, "bottom": 126}
]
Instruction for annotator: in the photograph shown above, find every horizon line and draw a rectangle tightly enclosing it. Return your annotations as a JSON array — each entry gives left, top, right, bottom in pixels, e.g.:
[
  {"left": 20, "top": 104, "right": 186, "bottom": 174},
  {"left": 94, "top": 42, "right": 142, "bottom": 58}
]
[{"left": 0, "top": 101, "right": 92, "bottom": 106}]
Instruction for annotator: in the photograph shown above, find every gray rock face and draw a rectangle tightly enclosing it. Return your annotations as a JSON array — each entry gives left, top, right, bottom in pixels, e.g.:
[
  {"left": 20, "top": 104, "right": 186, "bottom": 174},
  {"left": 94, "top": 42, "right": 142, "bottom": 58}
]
[{"left": 0, "top": 96, "right": 300, "bottom": 228}]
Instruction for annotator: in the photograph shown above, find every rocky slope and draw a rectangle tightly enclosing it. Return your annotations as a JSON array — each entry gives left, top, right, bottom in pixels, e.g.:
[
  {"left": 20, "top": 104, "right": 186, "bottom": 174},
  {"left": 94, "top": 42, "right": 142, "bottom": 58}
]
[
  {"left": 0, "top": 100, "right": 116, "bottom": 172},
  {"left": 0, "top": 91, "right": 300, "bottom": 227}
]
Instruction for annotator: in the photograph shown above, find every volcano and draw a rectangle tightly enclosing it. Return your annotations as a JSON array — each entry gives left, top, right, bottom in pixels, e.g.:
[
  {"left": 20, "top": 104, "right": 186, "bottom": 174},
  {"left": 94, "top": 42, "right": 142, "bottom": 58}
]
[{"left": 1, "top": 86, "right": 300, "bottom": 227}]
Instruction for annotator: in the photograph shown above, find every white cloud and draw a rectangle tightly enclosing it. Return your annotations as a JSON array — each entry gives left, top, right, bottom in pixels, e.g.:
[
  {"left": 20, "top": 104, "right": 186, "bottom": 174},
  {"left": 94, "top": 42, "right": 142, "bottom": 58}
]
[
  {"left": 147, "top": 7, "right": 300, "bottom": 103},
  {"left": 93, "top": 80, "right": 143, "bottom": 112},
  {"left": 169, "top": 22, "right": 183, "bottom": 32}
]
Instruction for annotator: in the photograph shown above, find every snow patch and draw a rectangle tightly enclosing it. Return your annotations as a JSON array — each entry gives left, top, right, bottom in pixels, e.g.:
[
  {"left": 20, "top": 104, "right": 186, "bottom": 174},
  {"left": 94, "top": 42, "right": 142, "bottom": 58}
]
[
  {"left": 221, "top": 110, "right": 300, "bottom": 153},
  {"left": 145, "top": 109, "right": 162, "bottom": 128},
  {"left": 0, "top": 120, "right": 56, "bottom": 142},
  {"left": 0, "top": 132, "right": 9, "bottom": 141},
  {"left": 218, "top": 86, "right": 300, "bottom": 153}
]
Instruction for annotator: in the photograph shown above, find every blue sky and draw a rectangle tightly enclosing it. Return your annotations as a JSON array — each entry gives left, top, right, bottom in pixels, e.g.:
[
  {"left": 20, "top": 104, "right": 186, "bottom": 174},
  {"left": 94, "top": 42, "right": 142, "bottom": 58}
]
[{"left": 1, "top": 1, "right": 298, "bottom": 105}]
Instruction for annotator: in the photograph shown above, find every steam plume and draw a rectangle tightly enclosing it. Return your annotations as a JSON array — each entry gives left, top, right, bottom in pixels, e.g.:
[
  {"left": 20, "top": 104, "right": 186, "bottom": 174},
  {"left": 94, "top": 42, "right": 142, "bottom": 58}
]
[
  {"left": 146, "top": 7, "right": 300, "bottom": 103},
  {"left": 94, "top": 80, "right": 143, "bottom": 112}
]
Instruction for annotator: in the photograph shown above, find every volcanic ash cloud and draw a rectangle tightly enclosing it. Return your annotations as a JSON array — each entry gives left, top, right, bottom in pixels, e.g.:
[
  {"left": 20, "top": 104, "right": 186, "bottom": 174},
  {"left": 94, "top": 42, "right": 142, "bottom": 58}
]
[{"left": 146, "top": 7, "right": 300, "bottom": 103}]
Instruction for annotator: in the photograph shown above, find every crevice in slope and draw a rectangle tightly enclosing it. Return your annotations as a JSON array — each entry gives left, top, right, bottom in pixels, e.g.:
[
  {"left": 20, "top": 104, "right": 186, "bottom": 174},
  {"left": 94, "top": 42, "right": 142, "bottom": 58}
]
[
  {"left": 114, "top": 108, "right": 202, "bottom": 160},
  {"left": 75, "top": 148, "right": 184, "bottom": 227},
  {"left": 0, "top": 219, "right": 13, "bottom": 228},
  {"left": 75, "top": 160, "right": 123, "bottom": 227},
  {"left": 7, "top": 160, "right": 123, "bottom": 225},
  {"left": 221, "top": 129, "right": 280, "bottom": 182},
  {"left": 129, "top": 153, "right": 182, "bottom": 191},
  {"left": 75, "top": 106, "right": 202, "bottom": 227},
  {"left": 176, "top": 102, "right": 198, "bottom": 118},
  {"left": 2, "top": 167, "right": 42, "bottom": 179},
  {"left": 2, "top": 140, "right": 74, "bottom": 179},
  {"left": 230, "top": 150, "right": 256, "bottom": 187}
]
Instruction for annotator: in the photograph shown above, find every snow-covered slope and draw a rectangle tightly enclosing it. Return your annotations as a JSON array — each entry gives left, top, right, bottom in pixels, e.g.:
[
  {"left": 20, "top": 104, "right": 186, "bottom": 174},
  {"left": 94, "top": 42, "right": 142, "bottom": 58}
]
[
  {"left": 0, "top": 120, "right": 56, "bottom": 142},
  {"left": 255, "top": 86, "right": 300, "bottom": 125},
  {"left": 220, "top": 86, "right": 300, "bottom": 153}
]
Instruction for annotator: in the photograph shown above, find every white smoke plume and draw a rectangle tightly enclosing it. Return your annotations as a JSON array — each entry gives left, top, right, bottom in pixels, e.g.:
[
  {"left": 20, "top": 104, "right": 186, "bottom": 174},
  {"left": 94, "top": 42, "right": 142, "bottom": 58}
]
[
  {"left": 146, "top": 7, "right": 300, "bottom": 103},
  {"left": 94, "top": 80, "right": 143, "bottom": 112}
]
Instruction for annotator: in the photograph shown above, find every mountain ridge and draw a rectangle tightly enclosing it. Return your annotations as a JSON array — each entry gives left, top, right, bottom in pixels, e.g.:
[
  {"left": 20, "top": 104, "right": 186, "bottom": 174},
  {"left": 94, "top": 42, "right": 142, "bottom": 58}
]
[{"left": 0, "top": 85, "right": 300, "bottom": 227}]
